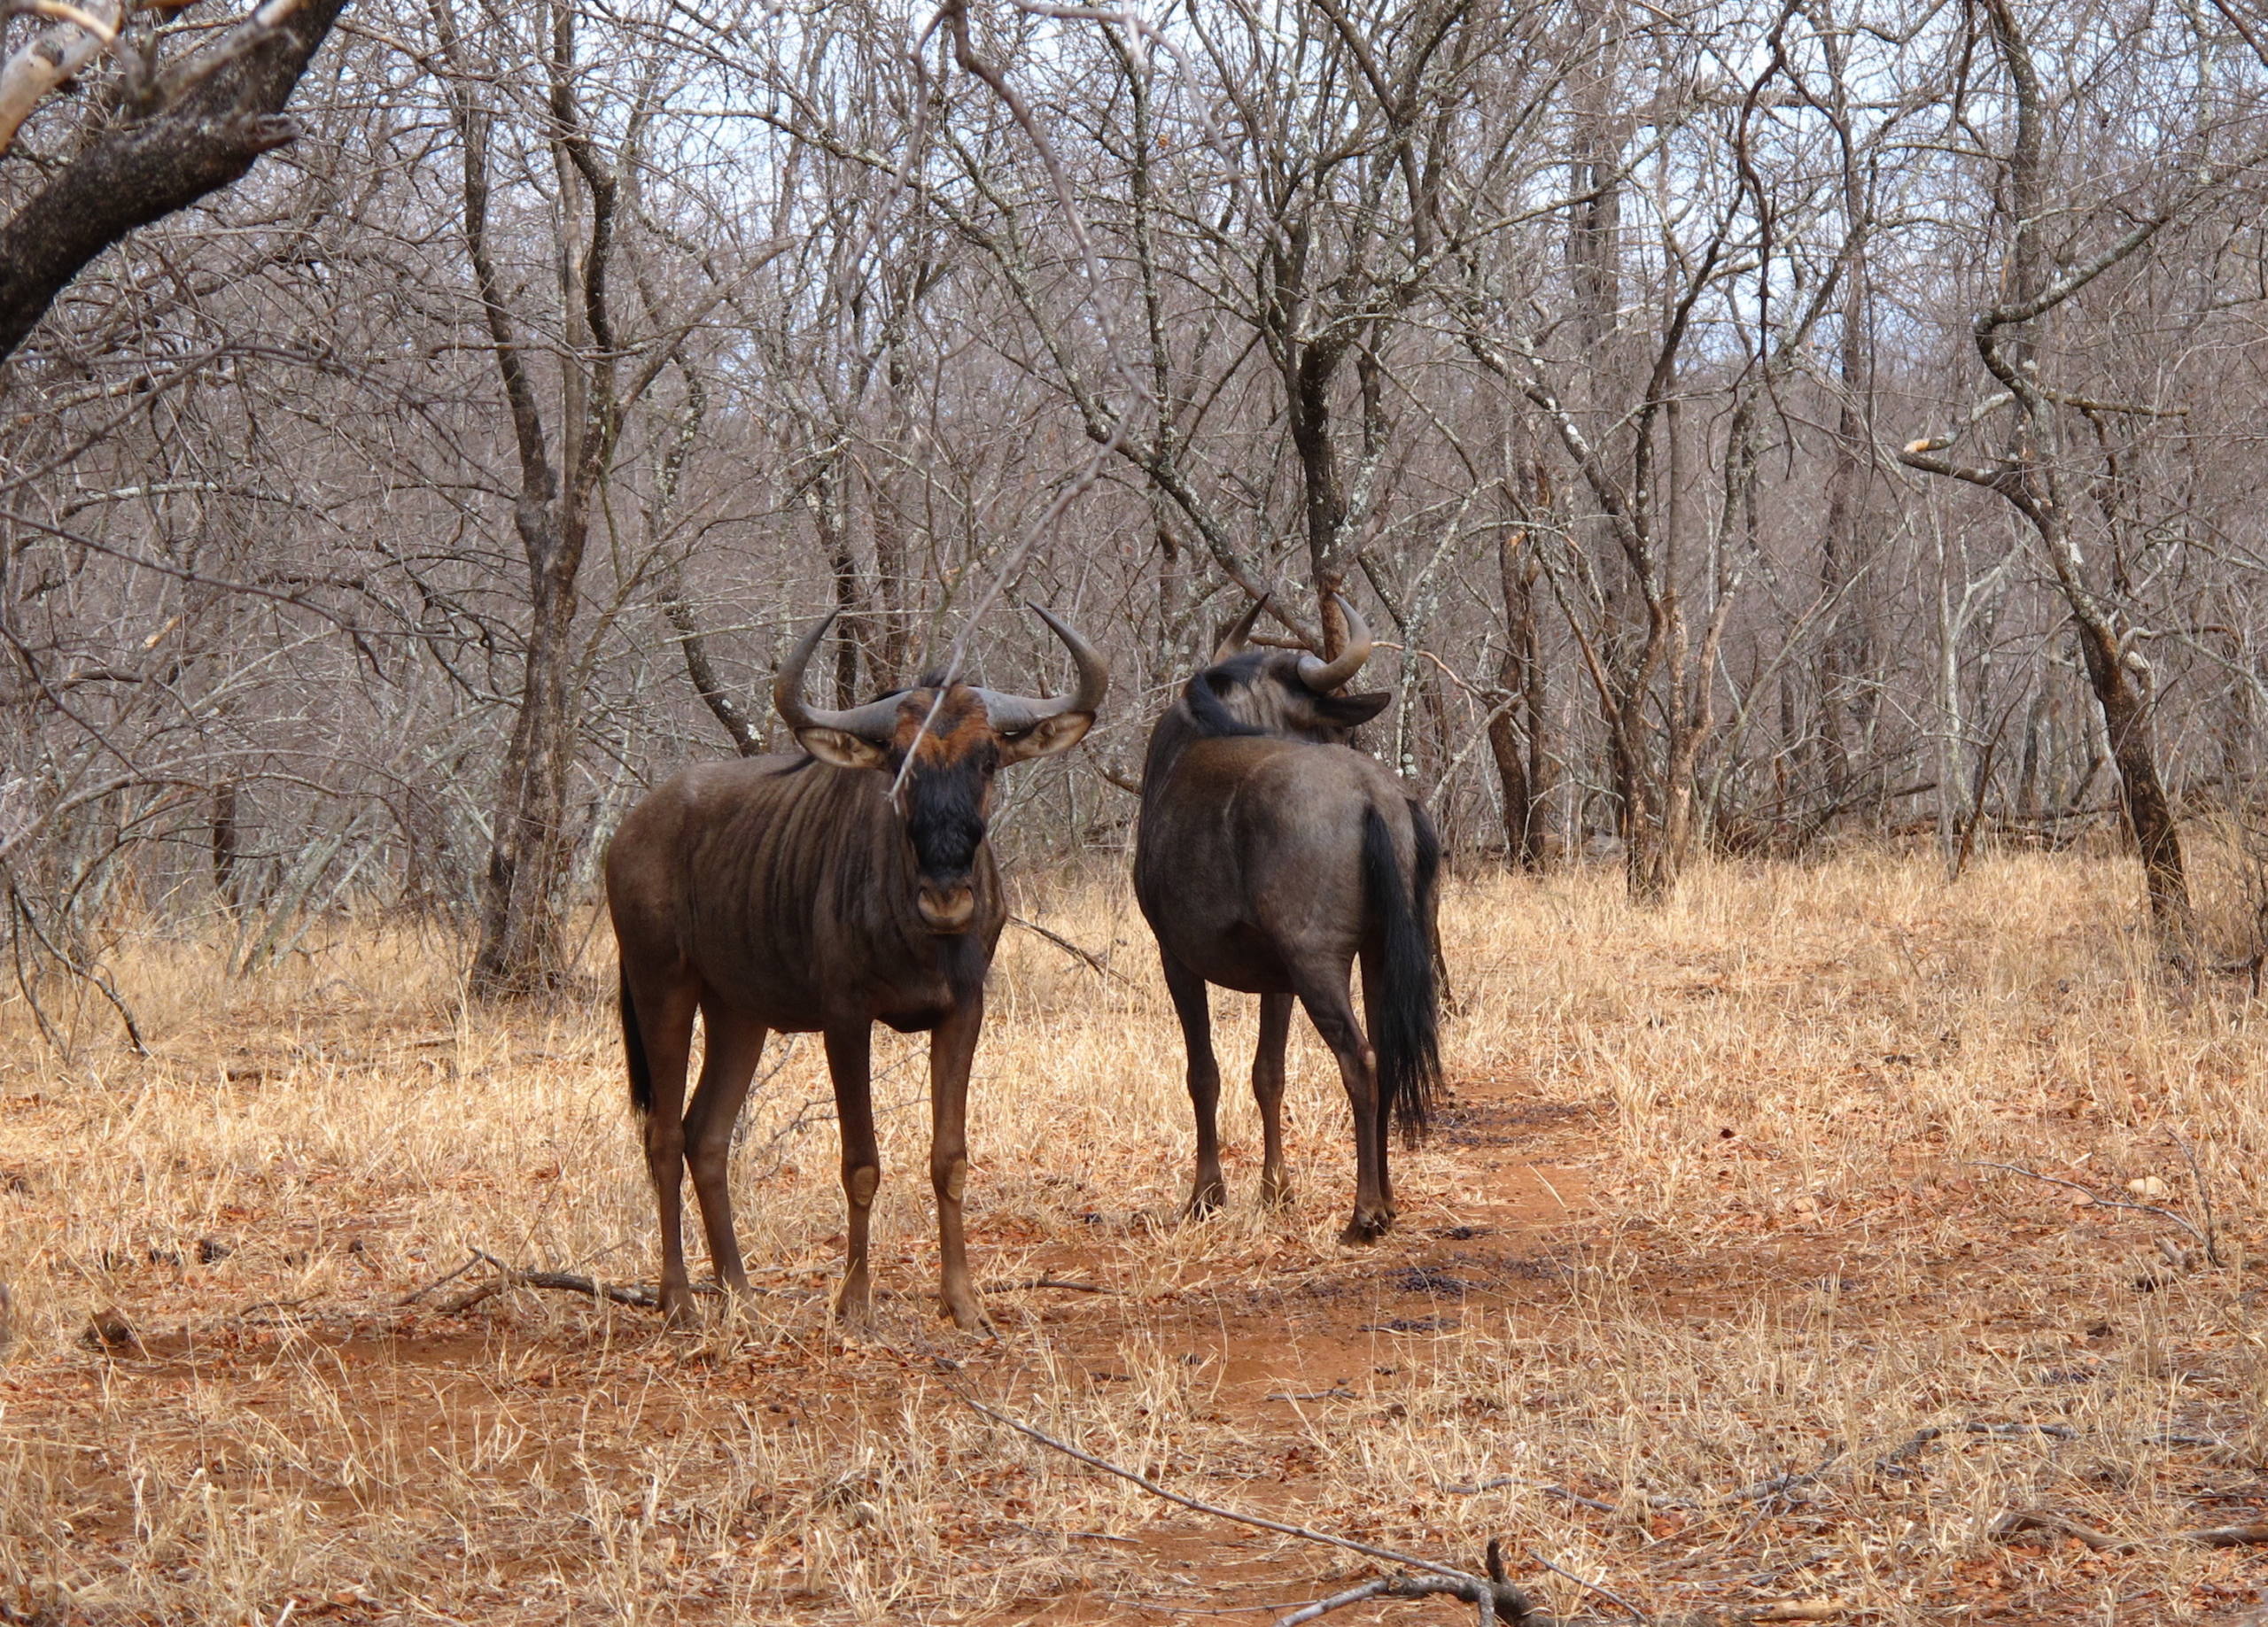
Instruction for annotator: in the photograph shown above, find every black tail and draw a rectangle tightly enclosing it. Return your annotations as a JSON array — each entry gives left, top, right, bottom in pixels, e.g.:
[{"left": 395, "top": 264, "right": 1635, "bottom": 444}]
[
  {"left": 1362, "top": 800, "right": 1442, "bottom": 1143},
  {"left": 620, "top": 966, "right": 655, "bottom": 1117}
]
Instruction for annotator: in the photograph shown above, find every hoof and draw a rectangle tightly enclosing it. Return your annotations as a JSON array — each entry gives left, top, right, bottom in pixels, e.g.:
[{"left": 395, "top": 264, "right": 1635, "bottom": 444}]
[
  {"left": 831, "top": 1279, "right": 874, "bottom": 1330},
  {"left": 1338, "top": 1212, "right": 1392, "bottom": 1245},
  {"left": 940, "top": 1294, "right": 995, "bottom": 1336},
  {"left": 657, "top": 1293, "right": 699, "bottom": 1330},
  {"left": 1259, "top": 1174, "right": 1293, "bottom": 1211},
  {"left": 1181, "top": 1182, "right": 1227, "bottom": 1220}
]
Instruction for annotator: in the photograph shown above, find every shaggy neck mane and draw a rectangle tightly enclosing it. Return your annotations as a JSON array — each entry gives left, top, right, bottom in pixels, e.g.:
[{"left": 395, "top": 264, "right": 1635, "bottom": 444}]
[{"left": 1143, "top": 659, "right": 1268, "bottom": 798}]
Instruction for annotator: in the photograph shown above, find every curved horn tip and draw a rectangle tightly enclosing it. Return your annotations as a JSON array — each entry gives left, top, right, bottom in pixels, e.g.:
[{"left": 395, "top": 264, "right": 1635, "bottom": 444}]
[
  {"left": 1033, "top": 603, "right": 1108, "bottom": 713},
  {"left": 773, "top": 610, "right": 874, "bottom": 734},
  {"left": 979, "top": 604, "right": 1107, "bottom": 726},
  {"left": 1298, "top": 593, "right": 1373, "bottom": 693},
  {"left": 1211, "top": 593, "right": 1270, "bottom": 663}
]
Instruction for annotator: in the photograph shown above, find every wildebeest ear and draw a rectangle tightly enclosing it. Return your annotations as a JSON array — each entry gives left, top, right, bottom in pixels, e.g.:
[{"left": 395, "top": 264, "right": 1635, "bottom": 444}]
[
  {"left": 796, "top": 726, "right": 890, "bottom": 771},
  {"left": 1318, "top": 691, "right": 1392, "bottom": 726},
  {"left": 996, "top": 710, "right": 1093, "bottom": 764}
]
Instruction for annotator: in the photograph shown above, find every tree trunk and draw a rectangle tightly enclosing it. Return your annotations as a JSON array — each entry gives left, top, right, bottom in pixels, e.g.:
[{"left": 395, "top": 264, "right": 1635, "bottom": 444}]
[
  {"left": 2072, "top": 615, "right": 2191, "bottom": 937},
  {"left": 472, "top": 516, "right": 583, "bottom": 996},
  {"left": 450, "top": 4, "right": 626, "bottom": 998},
  {"left": 1489, "top": 528, "right": 1549, "bottom": 868},
  {"left": 210, "top": 779, "right": 242, "bottom": 910}
]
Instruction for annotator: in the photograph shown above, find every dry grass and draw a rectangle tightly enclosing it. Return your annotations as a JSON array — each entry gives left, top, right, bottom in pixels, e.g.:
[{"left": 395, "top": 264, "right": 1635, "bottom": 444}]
[{"left": 2, "top": 850, "right": 2266, "bottom": 1625}]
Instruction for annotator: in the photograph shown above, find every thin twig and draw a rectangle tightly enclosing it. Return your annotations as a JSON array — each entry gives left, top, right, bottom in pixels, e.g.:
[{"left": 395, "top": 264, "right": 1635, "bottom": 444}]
[
  {"left": 959, "top": 1394, "right": 1472, "bottom": 1580},
  {"left": 439, "top": 1250, "right": 722, "bottom": 1314},
  {"left": 1008, "top": 916, "right": 1129, "bottom": 983},
  {"left": 1442, "top": 1476, "right": 1617, "bottom": 1515},
  {"left": 2170, "top": 1132, "right": 2225, "bottom": 1266},
  {"left": 396, "top": 1249, "right": 483, "bottom": 1305},
  {"left": 1994, "top": 1508, "right": 2268, "bottom": 1552},
  {"left": 1524, "top": 1547, "right": 1649, "bottom": 1623},
  {"left": 983, "top": 1276, "right": 1122, "bottom": 1295},
  {"left": 1964, "top": 1161, "right": 2209, "bottom": 1249},
  {"left": 1964, "top": 1421, "right": 2076, "bottom": 1441}
]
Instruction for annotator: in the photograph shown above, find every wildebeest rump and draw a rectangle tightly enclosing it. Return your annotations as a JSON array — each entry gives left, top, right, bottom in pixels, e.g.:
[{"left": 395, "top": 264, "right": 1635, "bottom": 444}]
[
  {"left": 605, "top": 607, "right": 1106, "bottom": 1328},
  {"left": 1132, "top": 597, "right": 1441, "bottom": 1243}
]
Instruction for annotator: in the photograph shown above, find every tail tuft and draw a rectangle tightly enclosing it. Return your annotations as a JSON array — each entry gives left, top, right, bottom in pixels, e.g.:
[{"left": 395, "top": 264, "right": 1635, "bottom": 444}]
[
  {"left": 620, "top": 967, "right": 655, "bottom": 1117},
  {"left": 1362, "top": 802, "right": 1443, "bottom": 1142}
]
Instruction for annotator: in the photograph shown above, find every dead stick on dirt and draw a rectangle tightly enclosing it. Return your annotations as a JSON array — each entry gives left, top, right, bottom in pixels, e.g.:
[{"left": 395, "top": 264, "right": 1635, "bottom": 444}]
[
  {"left": 1718, "top": 1424, "right": 1964, "bottom": 1509},
  {"left": 956, "top": 1393, "right": 1549, "bottom": 1623},
  {"left": 1441, "top": 1476, "right": 1618, "bottom": 1515},
  {"left": 439, "top": 1250, "right": 720, "bottom": 1314},
  {"left": 1274, "top": 1572, "right": 1492, "bottom": 1624},
  {"left": 2171, "top": 1131, "right": 2225, "bottom": 1266},
  {"left": 958, "top": 1394, "right": 1472, "bottom": 1580},
  {"left": 397, "top": 1249, "right": 482, "bottom": 1305},
  {"left": 1963, "top": 1422, "right": 2074, "bottom": 1441},
  {"left": 1994, "top": 1508, "right": 2268, "bottom": 1552},
  {"left": 1523, "top": 1548, "right": 1649, "bottom": 1624},
  {"left": 983, "top": 1276, "right": 1122, "bottom": 1295},
  {"left": 1963, "top": 1161, "right": 2210, "bottom": 1251}
]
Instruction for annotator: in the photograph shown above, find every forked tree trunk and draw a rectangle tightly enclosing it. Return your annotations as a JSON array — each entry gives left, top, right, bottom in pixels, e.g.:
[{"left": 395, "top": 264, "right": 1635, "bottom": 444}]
[
  {"left": 450, "top": 0, "right": 630, "bottom": 997},
  {"left": 472, "top": 521, "right": 583, "bottom": 995}
]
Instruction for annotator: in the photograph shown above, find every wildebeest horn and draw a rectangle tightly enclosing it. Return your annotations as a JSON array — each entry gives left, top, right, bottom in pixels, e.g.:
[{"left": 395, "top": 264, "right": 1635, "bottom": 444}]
[
  {"left": 1297, "top": 595, "right": 1372, "bottom": 693},
  {"left": 973, "top": 605, "right": 1109, "bottom": 730},
  {"left": 1210, "top": 595, "right": 1270, "bottom": 663},
  {"left": 773, "top": 611, "right": 907, "bottom": 741}
]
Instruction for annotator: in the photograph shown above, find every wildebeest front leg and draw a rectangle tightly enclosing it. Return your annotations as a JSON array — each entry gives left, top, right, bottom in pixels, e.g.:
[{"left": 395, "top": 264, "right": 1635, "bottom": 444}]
[
  {"left": 1161, "top": 953, "right": 1226, "bottom": 1217},
  {"left": 824, "top": 1022, "right": 881, "bottom": 1326},
  {"left": 1294, "top": 972, "right": 1391, "bottom": 1244},
  {"left": 1253, "top": 991, "right": 1294, "bottom": 1208},
  {"left": 928, "top": 995, "right": 989, "bottom": 1332},
  {"left": 682, "top": 1001, "right": 767, "bottom": 1307}
]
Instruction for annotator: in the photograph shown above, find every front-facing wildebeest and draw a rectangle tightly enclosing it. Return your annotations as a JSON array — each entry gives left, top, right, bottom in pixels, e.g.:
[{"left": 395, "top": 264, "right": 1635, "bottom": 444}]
[
  {"left": 605, "top": 607, "right": 1106, "bottom": 1329},
  {"left": 1133, "top": 596, "right": 1441, "bottom": 1243}
]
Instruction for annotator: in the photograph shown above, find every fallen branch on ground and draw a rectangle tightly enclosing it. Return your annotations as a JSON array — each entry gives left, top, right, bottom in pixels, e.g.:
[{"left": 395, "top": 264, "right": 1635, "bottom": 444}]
[
  {"left": 436, "top": 1250, "right": 722, "bottom": 1314},
  {"left": 1994, "top": 1507, "right": 2268, "bottom": 1552},
  {"left": 982, "top": 1275, "right": 1121, "bottom": 1295},
  {"left": 1442, "top": 1476, "right": 1619, "bottom": 1515},
  {"left": 1464, "top": 1422, "right": 2057, "bottom": 1521},
  {"left": 954, "top": 1393, "right": 1563, "bottom": 1623},
  {"left": 1278, "top": 1543, "right": 1541, "bottom": 1625},
  {"left": 1966, "top": 1160, "right": 2211, "bottom": 1254},
  {"left": 397, "top": 1251, "right": 484, "bottom": 1305}
]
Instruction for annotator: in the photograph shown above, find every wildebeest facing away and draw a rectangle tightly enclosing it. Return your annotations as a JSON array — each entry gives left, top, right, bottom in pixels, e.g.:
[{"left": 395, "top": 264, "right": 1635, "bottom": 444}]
[
  {"left": 605, "top": 607, "right": 1106, "bottom": 1329},
  {"left": 1133, "top": 597, "right": 1441, "bottom": 1243}
]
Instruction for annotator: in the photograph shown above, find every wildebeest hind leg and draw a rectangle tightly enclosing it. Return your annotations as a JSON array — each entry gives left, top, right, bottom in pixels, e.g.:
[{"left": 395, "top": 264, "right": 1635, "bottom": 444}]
[
  {"left": 628, "top": 972, "right": 702, "bottom": 1325},
  {"left": 824, "top": 1022, "right": 880, "bottom": 1327},
  {"left": 683, "top": 1000, "right": 767, "bottom": 1308},
  {"left": 1253, "top": 992, "right": 1293, "bottom": 1208},
  {"left": 1161, "top": 954, "right": 1226, "bottom": 1218},
  {"left": 1359, "top": 953, "right": 1394, "bottom": 1222},
  {"left": 1293, "top": 970, "right": 1390, "bottom": 1244}
]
